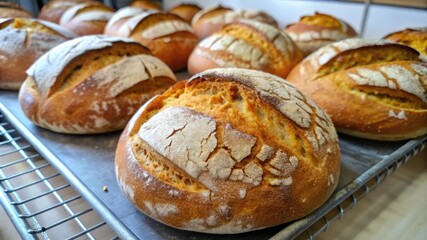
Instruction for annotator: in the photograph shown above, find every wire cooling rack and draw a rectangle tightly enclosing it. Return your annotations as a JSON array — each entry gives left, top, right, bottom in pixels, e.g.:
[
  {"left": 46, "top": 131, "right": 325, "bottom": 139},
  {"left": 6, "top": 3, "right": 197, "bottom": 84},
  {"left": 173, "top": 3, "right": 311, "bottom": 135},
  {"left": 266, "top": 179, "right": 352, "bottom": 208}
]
[{"left": 0, "top": 107, "right": 120, "bottom": 239}]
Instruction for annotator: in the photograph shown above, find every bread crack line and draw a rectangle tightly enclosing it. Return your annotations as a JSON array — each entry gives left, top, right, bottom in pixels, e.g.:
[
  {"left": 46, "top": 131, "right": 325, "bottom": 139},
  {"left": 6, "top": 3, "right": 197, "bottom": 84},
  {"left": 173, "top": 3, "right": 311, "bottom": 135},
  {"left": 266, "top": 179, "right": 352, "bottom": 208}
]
[{"left": 138, "top": 106, "right": 303, "bottom": 192}]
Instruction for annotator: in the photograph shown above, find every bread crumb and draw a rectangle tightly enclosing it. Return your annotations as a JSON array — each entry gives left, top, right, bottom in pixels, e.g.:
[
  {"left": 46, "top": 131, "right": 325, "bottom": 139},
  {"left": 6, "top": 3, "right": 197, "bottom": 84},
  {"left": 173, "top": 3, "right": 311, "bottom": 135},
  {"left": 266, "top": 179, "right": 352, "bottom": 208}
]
[{"left": 103, "top": 185, "right": 108, "bottom": 192}]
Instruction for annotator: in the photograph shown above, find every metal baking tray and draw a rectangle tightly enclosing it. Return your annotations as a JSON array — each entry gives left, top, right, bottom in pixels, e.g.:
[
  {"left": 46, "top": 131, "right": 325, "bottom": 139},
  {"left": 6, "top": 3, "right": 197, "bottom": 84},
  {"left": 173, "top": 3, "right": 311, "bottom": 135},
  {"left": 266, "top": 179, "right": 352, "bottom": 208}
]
[{"left": 1, "top": 90, "right": 425, "bottom": 239}]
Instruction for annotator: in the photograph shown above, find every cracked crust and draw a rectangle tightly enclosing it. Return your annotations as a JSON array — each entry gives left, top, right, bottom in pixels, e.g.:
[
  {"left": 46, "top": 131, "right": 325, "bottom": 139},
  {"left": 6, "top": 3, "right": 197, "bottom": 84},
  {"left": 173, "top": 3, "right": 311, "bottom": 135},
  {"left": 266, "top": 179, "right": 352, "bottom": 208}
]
[
  {"left": 287, "top": 38, "right": 427, "bottom": 140},
  {"left": 0, "top": 18, "right": 76, "bottom": 90},
  {"left": 188, "top": 19, "right": 303, "bottom": 78},
  {"left": 115, "top": 68, "right": 340, "bottom": 233},
  {"left": 18, "top": 35, "right": 177, "bottom": 134}
]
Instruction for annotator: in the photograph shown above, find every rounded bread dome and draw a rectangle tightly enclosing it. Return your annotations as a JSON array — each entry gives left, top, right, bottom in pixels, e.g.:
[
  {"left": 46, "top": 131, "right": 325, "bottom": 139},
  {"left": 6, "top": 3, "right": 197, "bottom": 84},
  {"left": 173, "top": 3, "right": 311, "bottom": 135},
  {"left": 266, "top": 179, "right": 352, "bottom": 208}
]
[
  {"left": 115, "top": 68, "right": 340, "bottom": 233},
  {"left": 383, "top": 27, "right": 427, "bottom": 57},
  {"left": 19, "top": 35, "right": 177, "bottom": 134},
  {"left": 287, "top": 38, "right": 427, "bottom": 140},
  {"left": 118, "top": 11, "right": 199, "bottom": 72},
  {"left": 38, "top": 0, "right": 95, "bottom": 24},
  {"left": 0, "top": 3, "right": 33, "bottom": 18},
  {"left": 169, "top": 3, "right": 201, "bottom": 24},
  {"left": 0, "top": 18, "right": 76, "bottom": 90},
  {"left": 104, "top": 6, "right": 147, "bottom": 36},
  {"left": 191, "top": 5, "right": 278, "bottom": 39},
  {"left": 188, "top": 19, "right": 303, "bottom": 78},
  {"left": 59, "top": 2, "right": 114, "bottom": 35},
  {"left": 285, "top": 12, "right": 357, "bottom": 56}
]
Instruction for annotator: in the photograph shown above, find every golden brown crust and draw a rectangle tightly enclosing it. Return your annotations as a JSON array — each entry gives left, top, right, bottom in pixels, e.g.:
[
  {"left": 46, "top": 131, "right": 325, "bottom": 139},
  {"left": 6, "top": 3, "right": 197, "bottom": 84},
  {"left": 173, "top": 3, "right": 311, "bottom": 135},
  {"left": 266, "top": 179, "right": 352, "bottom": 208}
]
[
  {"left": 383, "top": 27, "right": 427, "bottom": 56},
  {"left": 59, "top": 2, "right": 114, "bottom": 35},
  {"left": 120, "top": 12, "right": 199, "bottom": 72},
  {"left": 169, "top": 3, "right": 201, "bottom": 23},
  {"left": 188, "top": 19, "right": 303, "bottom": 78},
  {"left": 287, "top": 38, "right": 427, "bottom": 140},
  {"left": 129, "top": 0, "right": 162, "bottom": 10},
  {"left": 191, "top": 5, "right": 278, "bottom": 39},
  {"left": 38, "top": 0, "right": 94, "bottom": 24},
  {"left": 0, "top": 18, "right": 75, "bottom": 90},
  {"left": 18, "top": 35, "right": 177, "bottom": 134},
  {"left": 285, "top": 12, "right": 357, "bottom": 56},
  {"left": 115, "top": 68, "right": 340, "bottom": 233},
  {"left": 0, "top": 5, "right": 32, "bottom": 18}
]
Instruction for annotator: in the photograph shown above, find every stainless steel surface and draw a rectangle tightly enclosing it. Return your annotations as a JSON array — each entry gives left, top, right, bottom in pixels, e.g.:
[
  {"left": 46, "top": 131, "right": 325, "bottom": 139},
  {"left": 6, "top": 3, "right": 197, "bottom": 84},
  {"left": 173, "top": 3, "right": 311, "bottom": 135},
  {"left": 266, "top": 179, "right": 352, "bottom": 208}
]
[{"left": 1, "top": 91, "right": 425, "bottom": 239}]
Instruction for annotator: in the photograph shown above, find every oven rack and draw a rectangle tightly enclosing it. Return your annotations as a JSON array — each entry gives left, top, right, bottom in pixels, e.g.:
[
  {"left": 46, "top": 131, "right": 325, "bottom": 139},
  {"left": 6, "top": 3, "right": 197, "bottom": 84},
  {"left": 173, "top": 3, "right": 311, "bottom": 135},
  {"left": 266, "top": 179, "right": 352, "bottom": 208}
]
[{"left": 0, "top": 104, "right": 136, "bottom": 240}]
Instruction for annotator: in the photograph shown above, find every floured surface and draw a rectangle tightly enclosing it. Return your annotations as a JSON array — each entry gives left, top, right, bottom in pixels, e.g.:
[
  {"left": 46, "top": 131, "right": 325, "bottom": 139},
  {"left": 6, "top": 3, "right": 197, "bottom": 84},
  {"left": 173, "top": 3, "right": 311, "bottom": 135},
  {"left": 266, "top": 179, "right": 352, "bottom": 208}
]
[
  {"left": 306, "top": 38, "right": 392, "bottom": 69},
  {"left": 26, "top": 35, "right": 136, "bottom": 96},
  {"left": 348, "top": 63, "right": 427, "bottom": 103},
  {"left": 141, "top": 20, "right": 194, "bottom": 39},
  {"left": 106, "top": 7, "right": 145, "bottom": 29},
  {"left": 89, "top": 54, "right": 176, "bottom": 97}
]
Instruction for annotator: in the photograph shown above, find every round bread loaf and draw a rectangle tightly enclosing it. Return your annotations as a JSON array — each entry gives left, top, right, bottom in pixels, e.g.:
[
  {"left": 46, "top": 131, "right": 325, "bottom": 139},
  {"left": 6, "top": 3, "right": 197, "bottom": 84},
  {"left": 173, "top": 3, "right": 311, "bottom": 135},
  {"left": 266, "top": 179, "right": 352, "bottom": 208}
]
[
  {"left": 287, "top": 38, "right": 427, "bottom": 140},
  {"left": 104, "top": 6, "right": 148, "bottom": 36},
  {"left": 285, "top": 12, "right": 357, "bottom": 56},
  {"left": 188, "top": 19, "right": 303, "bottom": 78},
  {"left": 169, "top": 3, "right": 201, "bottom": 24},
  {"left": 191, "top": 5, "right": 278, "bottom": 39},
  {"left": 0, "top": 2, "right": 32, "bottom": 18},
  {"left": 384, "top": 27, "right": 427, "bottom": 57},
  {"left": 39, "top": 0, "right": 95, "bottom": 24},
  {"left": 0, "top": 18, "right": 76, "bottom": 90},
  {"left": 118, "top": 11, "right": 199, "bottom": 71},
  {"left": 129, "top": 0, "right": 162, "bottom": 11},
  {"left": 19, "top": 35, "right": 177, "bottom": 134},
  {"left": 115, "top": 68, "right": 340, "bottom": 233},
  {"left": 60, "top": 2, "right": 114, "bottom": 35}
]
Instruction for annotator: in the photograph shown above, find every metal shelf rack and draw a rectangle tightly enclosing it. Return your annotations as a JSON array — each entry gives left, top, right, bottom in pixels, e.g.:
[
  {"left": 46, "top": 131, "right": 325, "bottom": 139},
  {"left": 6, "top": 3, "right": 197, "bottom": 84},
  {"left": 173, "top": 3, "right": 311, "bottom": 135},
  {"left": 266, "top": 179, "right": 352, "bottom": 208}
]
[{"left": 0, "top": 104, "right": 133, "bottom": 240}]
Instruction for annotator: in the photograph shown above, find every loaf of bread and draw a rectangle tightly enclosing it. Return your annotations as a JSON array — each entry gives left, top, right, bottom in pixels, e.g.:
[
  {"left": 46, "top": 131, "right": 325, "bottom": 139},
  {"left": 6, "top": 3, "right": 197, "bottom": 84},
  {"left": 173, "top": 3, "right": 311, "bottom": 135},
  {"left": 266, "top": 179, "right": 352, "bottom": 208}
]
[
  {"left": 169, "top": 3, "right": 201, "bottom": 24},
  {"left": 129, "top": 0, "right": 162, "bottom": 11},
  {"left": 188, "top": 19, "right": 303, "bottom": 78},
  {"left": 191, "top": 5, "right": 278, "bottom": 39},
  {"left": 115, "top": 68, "right": 340, "bottom": 233},
  {"left": 287, "top": 38, "right": 427, "bottom": 140},
  {"left": 0, "top": 18, "right": 76, "bottom": 90},
  {"left": 285, "top": 12, "right": 357, "bottom": 56},
  {"left": 384, "top": 27, "right": 427, "bottom": 57},
  {"left": 118, "top": 12, "right": 199, "bottom": 71},
  {"left": 39, "top": 0, "right": 95, "bottom": 24},
  {"left": 19, "top": 35, "right": 177, "bottom": 134},
  {"left": 104, "top": 6, "right": 149, "bottom": 36},
  {"left": 0, "top": 2, "right": 32, "bottom": 18},
  {"left": 60, "top": 2, "right": 114, "bottom": 35}
]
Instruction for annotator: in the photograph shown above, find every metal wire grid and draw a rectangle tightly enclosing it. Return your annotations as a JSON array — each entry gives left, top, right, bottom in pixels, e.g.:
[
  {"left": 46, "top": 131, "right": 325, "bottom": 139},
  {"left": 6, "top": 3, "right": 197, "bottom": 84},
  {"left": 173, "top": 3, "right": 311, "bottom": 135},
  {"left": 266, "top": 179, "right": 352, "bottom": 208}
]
[
  {"left": 0, "top": 111, "right": 118, "bottom": 239},
  {"left": 287, "top": 140, "right": 426, "bottom": 240}
]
